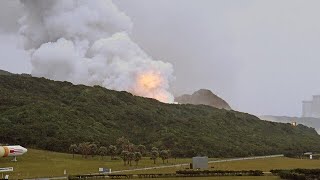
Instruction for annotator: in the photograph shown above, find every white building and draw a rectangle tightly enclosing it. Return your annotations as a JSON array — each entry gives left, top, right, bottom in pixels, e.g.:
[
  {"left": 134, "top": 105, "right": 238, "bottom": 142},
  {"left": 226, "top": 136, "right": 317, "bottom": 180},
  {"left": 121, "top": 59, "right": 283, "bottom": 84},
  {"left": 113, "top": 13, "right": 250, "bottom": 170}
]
[
  {"left": 302, "top": 95, "right": 320, "bottom": 118},
  {"left": 192, "top": 156, "right": 208, "bottom": 169}
]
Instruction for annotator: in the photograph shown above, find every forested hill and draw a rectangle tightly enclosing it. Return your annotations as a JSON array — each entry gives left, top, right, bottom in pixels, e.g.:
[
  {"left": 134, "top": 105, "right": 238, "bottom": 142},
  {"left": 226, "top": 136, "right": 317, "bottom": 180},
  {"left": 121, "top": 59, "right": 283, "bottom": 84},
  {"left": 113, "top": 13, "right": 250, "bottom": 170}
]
[
  {"left": 1, "top": 74, "right": 320, "bottom": 157},
  {"left": 0, "top": 69, "right": 12, "bottom": 75}
]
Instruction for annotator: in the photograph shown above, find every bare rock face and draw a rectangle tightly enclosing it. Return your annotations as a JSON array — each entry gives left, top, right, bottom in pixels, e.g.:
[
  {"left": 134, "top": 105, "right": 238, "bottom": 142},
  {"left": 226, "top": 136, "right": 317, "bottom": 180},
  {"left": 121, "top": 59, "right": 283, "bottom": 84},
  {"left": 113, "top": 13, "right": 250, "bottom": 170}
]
[{"left": 175, "top": 89, "right": 231, "bottom": 110}]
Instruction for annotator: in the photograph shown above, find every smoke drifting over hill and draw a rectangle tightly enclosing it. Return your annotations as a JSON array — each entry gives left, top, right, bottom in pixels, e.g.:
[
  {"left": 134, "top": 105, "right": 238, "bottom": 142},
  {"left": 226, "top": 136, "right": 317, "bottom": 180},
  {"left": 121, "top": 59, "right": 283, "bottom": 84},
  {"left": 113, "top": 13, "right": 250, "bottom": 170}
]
[
  {"left": 3, "top": 1, "right": 320, "bottom": 116},
  {"left": 18, "top": 0, "right": 174, "bottom": 102}
]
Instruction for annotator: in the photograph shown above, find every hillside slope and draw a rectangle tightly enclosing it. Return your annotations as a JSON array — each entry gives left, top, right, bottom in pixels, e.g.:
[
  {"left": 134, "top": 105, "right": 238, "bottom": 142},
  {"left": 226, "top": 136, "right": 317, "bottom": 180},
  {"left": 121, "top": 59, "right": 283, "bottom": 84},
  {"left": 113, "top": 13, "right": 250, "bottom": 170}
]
[
  {"left": 1, "top": 75, "right": 320, "bottom": 157},
  {"left": 260, "top": 115, "right": 320, "bottom": 134},
  {"left": 0, "top": 69, "right": 13, "bottom": 75},
  {"left": 175, "top": 89, "right": 231, "bottom": 110}
]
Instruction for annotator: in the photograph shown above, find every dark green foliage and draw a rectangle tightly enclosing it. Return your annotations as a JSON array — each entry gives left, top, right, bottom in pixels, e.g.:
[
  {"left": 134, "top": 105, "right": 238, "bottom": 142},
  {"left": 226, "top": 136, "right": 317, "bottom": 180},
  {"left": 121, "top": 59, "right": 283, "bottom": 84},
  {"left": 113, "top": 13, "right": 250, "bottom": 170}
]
[
  {"left": 69, "top": 144, "right": 78, "bottom": 159},
  {"left": 284, "top": 152, "right": 300, "bottom": 158},
  {"left": 176, "top": 170, "right": 263, "bottom": 176},
  {"left": 89, "top": 143, "right": 98, "bottom": 157},
  {"left": 98, "top": 146, "right": 108, "bottom": 159},
  {"left": 108, "top": 145, "right": 117, "bottom": 160},
  {"left": 160, "top": 150, "right": 169, "bottom": 164},
  {"left": 116, "top": 137, "right": 130, "bottom": 152},
  {"left": 127, "top": 152, "right": 135, "bottom": 166},
  {"left": 271, "top": 169, "right": 320, "bottom": 179},
  {"left": 134, "top": 152, "right": 142, "bottom": 165},
  {"left": 0, "top": 69, "right": 12, "bottom": 76},
  {"left": 78, "top": 142, "right": 90, "bottom": 158},
  {"left": 120, "top": 150, "right": 129, "bottom": 166},
  {"left": 151, "top": 148, "right": 159, "bottom": 164},
  {"left": 137, "top": 144, "right": 146, "bottom": 155},
  {"left": 1, "top": 75, "right": 320, "bottom": 157}
]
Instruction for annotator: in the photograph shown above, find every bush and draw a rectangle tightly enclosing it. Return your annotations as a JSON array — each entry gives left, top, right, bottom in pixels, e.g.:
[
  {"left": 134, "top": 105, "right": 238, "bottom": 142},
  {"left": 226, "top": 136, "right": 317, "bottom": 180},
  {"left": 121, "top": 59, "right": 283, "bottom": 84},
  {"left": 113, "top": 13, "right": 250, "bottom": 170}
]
[{"left": 271, "top": 169, "right": 320, "bottom": 179}]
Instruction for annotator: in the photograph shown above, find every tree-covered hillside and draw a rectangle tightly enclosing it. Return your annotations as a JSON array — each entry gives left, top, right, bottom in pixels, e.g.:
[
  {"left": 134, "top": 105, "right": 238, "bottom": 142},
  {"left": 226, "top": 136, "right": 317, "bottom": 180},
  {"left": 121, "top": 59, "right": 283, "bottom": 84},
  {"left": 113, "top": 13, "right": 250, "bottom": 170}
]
[
  {"left": 1, "top": 74, "right": 320, "bottom": 157},
  {"left": 0, "top": 69, "right": 12, "bottom": 75},
  {"left": 260, "top": 115, "right": 320, "bottom": 133}
]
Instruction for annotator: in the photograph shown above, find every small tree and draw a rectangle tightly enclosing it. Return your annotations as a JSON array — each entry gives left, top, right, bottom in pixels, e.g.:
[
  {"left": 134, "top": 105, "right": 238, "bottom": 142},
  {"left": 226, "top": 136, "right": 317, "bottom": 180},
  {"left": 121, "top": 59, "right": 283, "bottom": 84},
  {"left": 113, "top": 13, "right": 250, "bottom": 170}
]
[
  {"left": 127, "top": 152, "right": 135, "bottom": 166},
  {"left": 78, "top": 142, "right": 91, "bottom": 158},
  {"left": 152, "top": 147, "right": 159, "bottom": 151},
  {"left": 117, "top": 137, "right": 130, "bottom": 151},
  {"left": 120, "top": 150, "right": 129, "bottom": 166},
  {"left": 128, "top": 143, "right": 135, "bottom": 152},
  {"left": 160, "top": 150, "right": 169, "bottom": 164},
  {"left": 134, "top": 152, "right": 142, "bottom": 166},
  {"left": 99, "top": 146, "right": 108, "bottom": 160},
  {"left": 151, "top": 148, "right": 159, "bottom": 164},
  {"left": 108, "top": 145, "right": 117, "bottom": 160},
  {"left": 137, "top": 145, "right": 146, "bottom": 155},
  {"left": 69, "top": 144, "right": 78, "bottom": 159},
  {"left": 89, "top": 143, "right": 98, "bottom": 158}
]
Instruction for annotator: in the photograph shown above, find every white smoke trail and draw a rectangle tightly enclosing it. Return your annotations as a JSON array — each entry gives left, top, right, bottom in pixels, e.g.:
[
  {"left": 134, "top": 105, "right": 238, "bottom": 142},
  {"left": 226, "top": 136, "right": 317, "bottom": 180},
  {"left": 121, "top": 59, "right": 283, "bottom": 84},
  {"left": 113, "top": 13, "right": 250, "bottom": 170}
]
[{"left": 19, "top": 0, "right": 174, "bottom": 102}]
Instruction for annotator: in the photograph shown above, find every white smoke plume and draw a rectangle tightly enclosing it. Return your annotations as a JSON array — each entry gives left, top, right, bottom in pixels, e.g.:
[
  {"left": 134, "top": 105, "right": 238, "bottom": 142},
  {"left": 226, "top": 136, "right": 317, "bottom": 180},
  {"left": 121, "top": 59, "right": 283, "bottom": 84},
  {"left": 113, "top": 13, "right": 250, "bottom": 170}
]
[{"left": 19, "top": 0, "right": 174, "bottom": 102}]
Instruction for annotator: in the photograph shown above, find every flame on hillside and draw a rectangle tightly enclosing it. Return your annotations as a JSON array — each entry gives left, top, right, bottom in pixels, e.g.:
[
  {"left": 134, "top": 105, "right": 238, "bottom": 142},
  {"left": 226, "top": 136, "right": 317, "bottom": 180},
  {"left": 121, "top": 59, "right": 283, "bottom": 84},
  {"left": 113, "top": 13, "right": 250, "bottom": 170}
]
[{"left": 134, "top": 71, "right": 171, "bottom": 103}]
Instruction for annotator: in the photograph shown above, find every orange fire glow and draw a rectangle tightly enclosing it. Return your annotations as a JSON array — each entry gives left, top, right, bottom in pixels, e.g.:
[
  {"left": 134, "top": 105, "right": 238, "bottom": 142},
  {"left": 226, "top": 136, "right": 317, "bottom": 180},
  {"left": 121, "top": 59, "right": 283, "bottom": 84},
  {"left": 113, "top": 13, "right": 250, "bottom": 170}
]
[
  {"left": 137, "top": 71, "right": 163, "bottom": 91},
  {"left": 134, "top": 71, "right": 170, "bottom": 103}
]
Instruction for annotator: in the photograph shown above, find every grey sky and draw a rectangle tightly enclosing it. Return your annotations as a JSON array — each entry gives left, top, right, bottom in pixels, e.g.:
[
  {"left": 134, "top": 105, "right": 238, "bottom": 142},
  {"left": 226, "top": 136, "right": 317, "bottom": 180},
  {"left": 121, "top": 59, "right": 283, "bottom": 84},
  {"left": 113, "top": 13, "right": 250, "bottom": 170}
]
[{"left": 1, "top": 0, "right": 320, "bottom": 117}]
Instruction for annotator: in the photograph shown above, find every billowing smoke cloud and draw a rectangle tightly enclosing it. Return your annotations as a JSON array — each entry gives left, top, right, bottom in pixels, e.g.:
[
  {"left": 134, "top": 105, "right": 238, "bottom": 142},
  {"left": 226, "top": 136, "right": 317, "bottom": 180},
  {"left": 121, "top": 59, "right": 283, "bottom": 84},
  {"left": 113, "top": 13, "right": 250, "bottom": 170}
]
[{"left": 19, "top": 0, "right": 174, "bottom": 102}]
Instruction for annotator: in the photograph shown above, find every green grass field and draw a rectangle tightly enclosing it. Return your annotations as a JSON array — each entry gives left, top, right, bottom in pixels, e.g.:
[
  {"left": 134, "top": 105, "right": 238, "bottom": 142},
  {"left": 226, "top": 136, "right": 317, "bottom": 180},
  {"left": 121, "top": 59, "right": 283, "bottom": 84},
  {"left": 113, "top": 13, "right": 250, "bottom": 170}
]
[
  {"left": 134, "top": 156, "right": 320, "bottom": 174},
  {"left": 139, "top": 177, "right": 278, "bottom": 180},
  {"left": 1, "top": 149, "right": 320, "bottom": 179},
  {"left": 0, "top": 149, "right": 192, "bottom": 179}
]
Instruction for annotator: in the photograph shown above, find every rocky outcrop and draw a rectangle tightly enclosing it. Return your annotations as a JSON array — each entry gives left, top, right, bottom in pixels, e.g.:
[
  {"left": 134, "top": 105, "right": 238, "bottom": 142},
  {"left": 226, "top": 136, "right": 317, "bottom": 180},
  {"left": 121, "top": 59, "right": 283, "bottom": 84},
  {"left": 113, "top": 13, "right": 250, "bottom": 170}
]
[{"left": 175, "top": 89, "right": 231, "bottom": 110}]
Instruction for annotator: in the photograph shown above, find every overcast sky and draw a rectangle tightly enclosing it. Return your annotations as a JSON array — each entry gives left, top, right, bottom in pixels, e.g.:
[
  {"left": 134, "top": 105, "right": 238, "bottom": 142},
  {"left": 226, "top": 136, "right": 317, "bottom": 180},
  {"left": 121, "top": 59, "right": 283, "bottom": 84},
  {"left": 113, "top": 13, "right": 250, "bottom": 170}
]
[{"left": 1, "top": 0, "right": 320, "bottom": 117}]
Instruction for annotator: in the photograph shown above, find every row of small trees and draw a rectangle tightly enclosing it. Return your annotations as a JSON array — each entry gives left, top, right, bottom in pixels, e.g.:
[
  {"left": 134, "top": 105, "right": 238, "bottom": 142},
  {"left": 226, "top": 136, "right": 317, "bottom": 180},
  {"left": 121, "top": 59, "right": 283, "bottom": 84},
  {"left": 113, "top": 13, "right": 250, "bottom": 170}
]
[
  {"left": 69, "top": 137, "right": 170, "bottom": 166},
  {"left": 69, "top": 142, "right": 112, "bottom": 159}
]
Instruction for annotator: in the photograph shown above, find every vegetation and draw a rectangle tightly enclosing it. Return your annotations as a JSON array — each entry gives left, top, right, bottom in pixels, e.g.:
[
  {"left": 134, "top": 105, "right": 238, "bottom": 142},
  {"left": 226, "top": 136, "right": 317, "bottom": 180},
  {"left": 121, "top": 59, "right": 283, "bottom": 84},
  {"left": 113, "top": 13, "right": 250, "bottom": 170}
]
[
  {"left": 98, "top": 146, "right": 108, "bottom": 159},
  {"left": 134, "top": 152, "right": 142, "bottom": 165},
  {"left": 133, "top": 157, "right": 320, "bottom": 175},
  {"left": 0, "top": 69, "right": 12, "bottom": 75},
  {"left": 0, "top": 148, "right": 191, "bottom": 179},
  {"left": 2, "top": 148, "right": 320, "bottom": 179},
  {"left": 108, "top": 145, "right": 117, "bottom": 160},
  {"left": 271, "top": 169, "right": 320, "bottom": 179},
  {"left": 176, "top": 170, "right": 263, "bottom": 176},
  {"left": 69, "top": 144, "right": 78, "bottom": 159},
  {"left": 120, "top": 150, "right": 129, "bottom": 166},
  {"left": 1, "top": 74, "right": 320, "bottom": 157},
  {"left": 137, "top": 144, "right": 146, "bottom": 155},
  {"left": 160, "top": 150, "right": 170, "bottom": 164},
  {"left": 151, "top": 147, "right": 159, "bottom": 164},
  {"left": 68, "top": 137, "right": 169, "bottom": 167}
]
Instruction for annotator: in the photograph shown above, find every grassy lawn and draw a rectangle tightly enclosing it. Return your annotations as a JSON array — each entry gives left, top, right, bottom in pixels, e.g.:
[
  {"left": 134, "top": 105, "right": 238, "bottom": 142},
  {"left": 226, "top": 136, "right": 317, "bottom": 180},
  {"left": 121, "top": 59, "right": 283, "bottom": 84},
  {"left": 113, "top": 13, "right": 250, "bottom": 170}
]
[
  {"left": 0, "top": 149, "right": 319, "bottom": 179},
  {"left": 0, "top": 149, "right": 191, "bottom": 179},
  {"left": 132, "top": 157, "right": 320, "bottom": 174},
  {"left": 140, "top": 177, "right": 279, "bottom": 180},
  {"left": 212, "top": 157, "right": 320, "bottom": 171}
]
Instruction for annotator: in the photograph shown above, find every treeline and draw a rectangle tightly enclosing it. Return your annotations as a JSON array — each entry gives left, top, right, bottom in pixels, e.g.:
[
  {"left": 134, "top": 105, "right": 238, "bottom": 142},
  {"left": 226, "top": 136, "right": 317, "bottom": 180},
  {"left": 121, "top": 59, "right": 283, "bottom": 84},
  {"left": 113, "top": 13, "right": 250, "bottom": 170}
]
[
  {"left": 69, "top": 137, "right": 170, "bottom": 166},
  {"left": 176, "top": 170, "right": 263, "bottom": 176},
  {"left": 271, "top": 169, "right": 320, "bottom": 179},
  {"left": 1, "top": 74, "right": 320, "bottom": 157}
]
